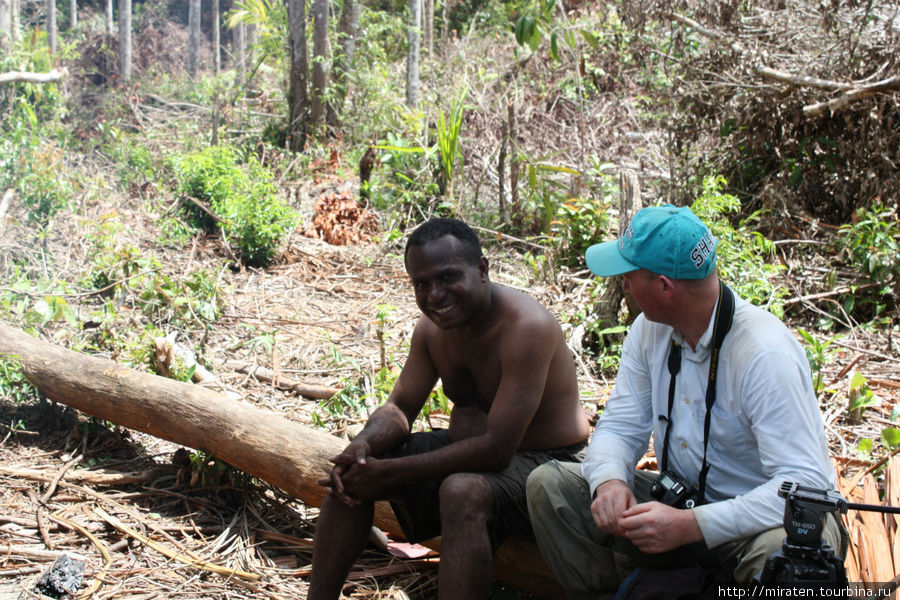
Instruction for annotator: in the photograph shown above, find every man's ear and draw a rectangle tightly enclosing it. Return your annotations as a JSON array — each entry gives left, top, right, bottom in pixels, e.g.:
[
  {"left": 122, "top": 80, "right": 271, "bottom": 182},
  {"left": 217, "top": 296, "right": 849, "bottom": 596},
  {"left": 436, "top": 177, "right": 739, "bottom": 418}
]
[
  {"left": 479, "top": 256, "right": 490, "bottom": 281},
  {"left": 658, "top": 275, "right": 676, "bottom": 295}
]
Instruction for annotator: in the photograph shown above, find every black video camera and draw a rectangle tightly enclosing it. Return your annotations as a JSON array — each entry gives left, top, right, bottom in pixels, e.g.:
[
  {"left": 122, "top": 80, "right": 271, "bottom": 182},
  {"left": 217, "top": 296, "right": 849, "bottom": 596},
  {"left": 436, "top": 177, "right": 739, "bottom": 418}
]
[
  {"left": 650, "top": 470, "right": 703, "bottom": 509},
  {"left": 756, "top": 482, "right": 849, "bottom": 588}
]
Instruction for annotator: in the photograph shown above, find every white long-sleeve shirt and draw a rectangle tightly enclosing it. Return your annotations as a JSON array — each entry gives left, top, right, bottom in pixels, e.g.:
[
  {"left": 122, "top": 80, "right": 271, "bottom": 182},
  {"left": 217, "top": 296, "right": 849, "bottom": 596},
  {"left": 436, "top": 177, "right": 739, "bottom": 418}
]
[{"left": 582, "top": 290, "right": 835, "bottom": 548}]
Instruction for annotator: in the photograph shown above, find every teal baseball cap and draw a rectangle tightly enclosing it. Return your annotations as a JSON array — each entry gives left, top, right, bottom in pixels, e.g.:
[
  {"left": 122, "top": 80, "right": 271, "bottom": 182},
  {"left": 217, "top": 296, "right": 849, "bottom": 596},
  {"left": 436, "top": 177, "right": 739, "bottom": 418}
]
[{"left": 585, "top": 205, "right": 718, "bottom": 279}]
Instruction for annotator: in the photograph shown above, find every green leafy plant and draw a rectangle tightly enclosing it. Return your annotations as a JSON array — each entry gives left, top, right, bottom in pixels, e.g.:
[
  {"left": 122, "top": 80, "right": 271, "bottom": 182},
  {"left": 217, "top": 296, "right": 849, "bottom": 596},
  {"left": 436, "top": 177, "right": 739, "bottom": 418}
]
[
  {"left": 188, "top": 449, "right": 252, "bottom": 488},
  {"left": 175, "top": 145, "right": 246, "bottom": 231},
  {"left": 436, "top": 89, "right": 467, "bottom": 199},
  {"left": 836, "top": 204, "right": 899, "bottom": 319},
  {"left": 847, "top": 371, "right": 879, "bottom": 423},
  {"left": 514, "top": 0, "right": 564, "bottom": 57},
  {"left": 549, "top": 164, "right": 616, "bottom": 266},
  {"left": 561, "top": 301, "right": 627, "bottom": 373},
  {"left": 797, "top": 328, "right": 833, "bottom": 399},
  {"left": 174, "top": 146, "right": 297, "bottom": 266},
  {"left": 371, "top": 131, "right": 441, "bottom": 216},
  {"left": 1, "top": 99, "right": 72, "bottom": 227},
  {"left": 219, "top": 160, "right": 298, "bottom": 267},
  {"left": 419, "top": 385, "right": 451, "bottom": 430},
  {"left": 0, "top": 356, "right": 39, "bottom": 405},
  {"left": 374, "top": 303, "right": 397, "bottom": 370},
  {"left": 224, "top": 0, "right": 289, "bottom": 94},
  {"left": 513, "top": 155, "right": 582, "bottom": 236},
  {"left": 690, "top": 175, "right": 787, "bottom": 315},
  {"left": 523, "top": 250, "right": 553, "bottom": 284},
  {"left": 0, "top": 29, "right": 66, "bottom": 119},
  {"left": 0, "top": 268, "right": 77, "bottom": 331},
  {"left": 881, "top": 428, "right": 900, "bottom": 453}
]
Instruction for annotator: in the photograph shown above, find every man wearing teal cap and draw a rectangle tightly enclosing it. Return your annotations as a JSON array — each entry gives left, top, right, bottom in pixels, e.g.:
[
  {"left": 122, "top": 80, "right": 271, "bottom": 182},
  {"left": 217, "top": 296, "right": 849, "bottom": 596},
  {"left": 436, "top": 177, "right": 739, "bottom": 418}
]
[{"left": 527, "top": 205, "right": 846, "bottom": 596}]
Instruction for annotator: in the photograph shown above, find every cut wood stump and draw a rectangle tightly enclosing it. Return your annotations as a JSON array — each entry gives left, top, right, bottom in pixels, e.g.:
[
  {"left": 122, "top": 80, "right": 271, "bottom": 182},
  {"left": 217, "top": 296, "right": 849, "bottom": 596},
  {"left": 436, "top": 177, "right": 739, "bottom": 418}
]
[{"left": 0, "top": 323, "right": 565, "bottom": 598}]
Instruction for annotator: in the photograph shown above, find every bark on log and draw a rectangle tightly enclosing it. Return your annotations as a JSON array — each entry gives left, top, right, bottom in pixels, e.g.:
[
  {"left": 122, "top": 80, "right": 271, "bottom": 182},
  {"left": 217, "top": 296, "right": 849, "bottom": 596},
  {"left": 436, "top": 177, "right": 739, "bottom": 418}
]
[
  {"left": 0, "top": 323, "right": 396, "bottom": 532},
  {"left": 0, "top": 323, "right": 565, "bottom": 598}
]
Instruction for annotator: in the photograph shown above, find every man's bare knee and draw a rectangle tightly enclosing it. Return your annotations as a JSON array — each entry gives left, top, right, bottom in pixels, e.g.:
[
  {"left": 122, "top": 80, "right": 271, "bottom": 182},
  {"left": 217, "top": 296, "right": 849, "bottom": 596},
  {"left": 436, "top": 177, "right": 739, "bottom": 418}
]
[{"left": 439, "top": 473, "right": 493, "bottom": 520}]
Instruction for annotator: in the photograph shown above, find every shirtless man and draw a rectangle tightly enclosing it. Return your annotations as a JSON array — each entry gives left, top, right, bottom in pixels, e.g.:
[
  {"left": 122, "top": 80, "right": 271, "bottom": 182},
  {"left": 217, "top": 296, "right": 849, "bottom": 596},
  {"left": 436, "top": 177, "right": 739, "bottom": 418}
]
[{"left": 309, "top": 218, "right": 590, "bottom": 600}]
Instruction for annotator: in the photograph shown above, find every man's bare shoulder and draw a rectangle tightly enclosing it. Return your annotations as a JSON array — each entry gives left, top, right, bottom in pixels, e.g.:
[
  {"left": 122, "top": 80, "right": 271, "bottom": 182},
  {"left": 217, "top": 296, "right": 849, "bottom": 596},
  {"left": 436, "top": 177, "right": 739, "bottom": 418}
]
[{"left": 494, "top": 285, "right": 561, "bottom": 329}]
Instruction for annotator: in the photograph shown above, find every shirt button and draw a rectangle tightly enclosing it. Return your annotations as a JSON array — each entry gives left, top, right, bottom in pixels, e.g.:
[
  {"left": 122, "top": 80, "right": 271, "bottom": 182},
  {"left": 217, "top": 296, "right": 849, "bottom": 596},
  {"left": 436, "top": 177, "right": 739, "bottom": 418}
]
[
  {"left": 684, "top": 398, "right": 690, "bottom": 404},
  {"left": 681, "top": 442, "right": 688, "bottom": 448}
]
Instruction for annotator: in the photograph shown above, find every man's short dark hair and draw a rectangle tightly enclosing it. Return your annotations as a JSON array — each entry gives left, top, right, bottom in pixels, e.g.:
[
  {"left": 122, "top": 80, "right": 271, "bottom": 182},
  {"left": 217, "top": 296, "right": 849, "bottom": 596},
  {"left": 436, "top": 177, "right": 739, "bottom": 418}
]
[{"left": 405, "top": 218, "right": 483, "bottom": 265}]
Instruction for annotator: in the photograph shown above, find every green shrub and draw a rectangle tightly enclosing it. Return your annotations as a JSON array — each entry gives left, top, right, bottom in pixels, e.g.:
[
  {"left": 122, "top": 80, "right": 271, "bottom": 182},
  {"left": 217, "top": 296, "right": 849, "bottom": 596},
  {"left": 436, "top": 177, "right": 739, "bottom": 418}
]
[
  {"left": 175, "top": 145, "right": 247, "bottom": 231},
  {"left": 220, "top": 161, "right": 297, "bottom": 266},
  {"left": 174, "top": 145, "right": 297, "bottom": 266},
  {"left": 550, "top": 165, "right": 617, "bottom": 266},
  {"left": 838, "top": 204, "right": 898, "bottom": 290},
  {"left": 835, "top": 204, "right": 899, "bottom": 321},
  {"left": 0, "top": 356, "right": 39, "bottom": 405},
  {"left": 1, "top": 100, "right": 71, "bottom": 227},
  {"left": 690, "top": 176, "right": 787, "bottom": 316},
  {"left": 19, "top": 143, "right": 72, "bottom": 226}
]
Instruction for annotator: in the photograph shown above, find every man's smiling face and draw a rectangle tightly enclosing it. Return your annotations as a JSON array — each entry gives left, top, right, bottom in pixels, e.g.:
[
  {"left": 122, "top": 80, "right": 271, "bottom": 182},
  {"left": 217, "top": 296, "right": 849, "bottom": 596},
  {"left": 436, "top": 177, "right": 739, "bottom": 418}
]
[{"left": 405, "top": 234, "right": 489, "bottom": 330}]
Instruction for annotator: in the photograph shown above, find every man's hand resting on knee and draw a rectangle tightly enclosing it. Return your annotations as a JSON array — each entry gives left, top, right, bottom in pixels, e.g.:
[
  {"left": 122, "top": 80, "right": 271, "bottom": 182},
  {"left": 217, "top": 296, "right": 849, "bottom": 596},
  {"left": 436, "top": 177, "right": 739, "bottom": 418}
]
[{"left": 591, "top": 479, "right": 703, "bottom": 553}]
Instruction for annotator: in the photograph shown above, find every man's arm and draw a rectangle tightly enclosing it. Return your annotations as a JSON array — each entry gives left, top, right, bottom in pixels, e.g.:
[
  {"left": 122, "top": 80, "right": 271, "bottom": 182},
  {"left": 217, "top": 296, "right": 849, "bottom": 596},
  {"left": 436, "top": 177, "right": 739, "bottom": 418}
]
[
  {"left": 691, "top": 344, "right": 834, "bottom": 549},
  {"left": 319, "top": 319, "right": 439, "bottom": 504},
  {"left": 582, "top": 317, "right": 655, "bottom": 495}
]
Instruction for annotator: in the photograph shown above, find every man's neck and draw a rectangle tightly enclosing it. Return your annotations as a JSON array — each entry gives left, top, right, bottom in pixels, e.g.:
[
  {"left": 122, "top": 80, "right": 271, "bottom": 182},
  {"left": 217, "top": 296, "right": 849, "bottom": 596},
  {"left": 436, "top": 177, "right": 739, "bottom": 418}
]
[
  {"left": 673, "top": 278, "right": 720, "bottom": 351},
  {"left": 452, "top": 283, "right": 497, "bottom": 339}
]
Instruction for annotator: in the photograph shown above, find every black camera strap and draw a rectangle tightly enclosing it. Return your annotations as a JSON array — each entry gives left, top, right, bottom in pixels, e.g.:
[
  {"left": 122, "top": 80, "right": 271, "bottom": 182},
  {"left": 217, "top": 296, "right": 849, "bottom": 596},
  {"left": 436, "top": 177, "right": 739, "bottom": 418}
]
[{"left": 659, "top": 281, "right": 735, "bottom": 501}]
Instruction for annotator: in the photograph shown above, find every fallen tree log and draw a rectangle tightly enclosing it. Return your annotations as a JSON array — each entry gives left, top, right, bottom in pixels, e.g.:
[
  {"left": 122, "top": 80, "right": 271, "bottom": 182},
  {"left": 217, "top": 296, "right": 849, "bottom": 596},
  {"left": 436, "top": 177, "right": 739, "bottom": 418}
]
[{"left": 0, "top": 323, "right": 564, "bottom": 598}]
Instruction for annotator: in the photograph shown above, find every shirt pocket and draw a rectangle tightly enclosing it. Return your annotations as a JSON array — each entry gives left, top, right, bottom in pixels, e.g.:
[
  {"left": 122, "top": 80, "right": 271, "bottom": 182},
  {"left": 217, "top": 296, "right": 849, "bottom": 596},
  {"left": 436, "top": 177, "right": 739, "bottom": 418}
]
[{"left": 707, "top": 402, "right": 755, "bottom": 460}]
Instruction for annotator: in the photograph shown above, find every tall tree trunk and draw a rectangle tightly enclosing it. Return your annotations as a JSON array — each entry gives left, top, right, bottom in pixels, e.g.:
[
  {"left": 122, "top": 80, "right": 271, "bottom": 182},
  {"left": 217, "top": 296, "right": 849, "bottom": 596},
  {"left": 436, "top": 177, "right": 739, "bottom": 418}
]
[
  {"left": 187, "top": 0, "right": 200, "bottom": 78},
  {"left": 406, "top": 0, "right": 420, "bottom": 108},
  {"left": 69, "top": 0, "right": 75, "bottom": 29},
  {"left": 233, "top": 22, "right": 245, "bottom": 88},
  {"left": 47, "top": 0, "right": 57, "bottom": 54},
  {"left": 441, "top": 0, "right": 448, "bottom": 49},
  {"left": 9, "top": 0, "right": 17, "bottom": 42},
  {"left": 212, "top": 0, "right": 220, "bottom": 75},
  {"left": 424, "top": 0, "right": 433, "bottom": 55},
  {"left": 326, "top": 0, "right": 359, "bottom": 127},
  {"left": 0, "top": 0, "right": 10, "bottom": 48},
  {"left": 309, "top": 0, "right": 328, "bottom": 133},
  {"left": 509, "top": 100, "right": 519, "bottom": 212},
  {"left": 104, "top": 0, "right": 113, "bottom": 35},
  {"left": 118, "top": 0, "right": 131, "bottom": 82},
  {"left": 287, "top": 0, "right": 308, "bottom": 151}
]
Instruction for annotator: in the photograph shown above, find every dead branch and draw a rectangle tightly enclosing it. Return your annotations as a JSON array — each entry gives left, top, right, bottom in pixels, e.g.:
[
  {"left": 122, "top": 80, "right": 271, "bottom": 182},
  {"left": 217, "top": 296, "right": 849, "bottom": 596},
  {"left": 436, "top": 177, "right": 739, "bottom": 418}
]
[
  {"left": 667, "top": 12, "right": 744, "bottom": 54},
  {"left": 756, "top": 66, "right": 853, "bottom": 92},
  {"left": 668, "top": 11, "right": 900, "bottom": 118},
  {"left": 0, "top": 69, "right": 65, "bottom": 85},
  {"left": 224, "top": 359, "right": 339, "bottom": 400},
  {"left": 0, "top": 465, "right": 167, "bottom": 487},
  {"left": 804, "top": 75, "right": 900, "bottom": 116},
  {"left": 95, "top": 507, "right": 259, "bottom": 581}
]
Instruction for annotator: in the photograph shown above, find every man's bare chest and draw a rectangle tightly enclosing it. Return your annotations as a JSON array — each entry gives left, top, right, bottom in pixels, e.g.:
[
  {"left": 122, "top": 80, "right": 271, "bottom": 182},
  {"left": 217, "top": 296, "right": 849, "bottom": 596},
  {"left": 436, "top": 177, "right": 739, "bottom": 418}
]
[{"left": 433, "top": 345, "right": 501, "bottom": 410}]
